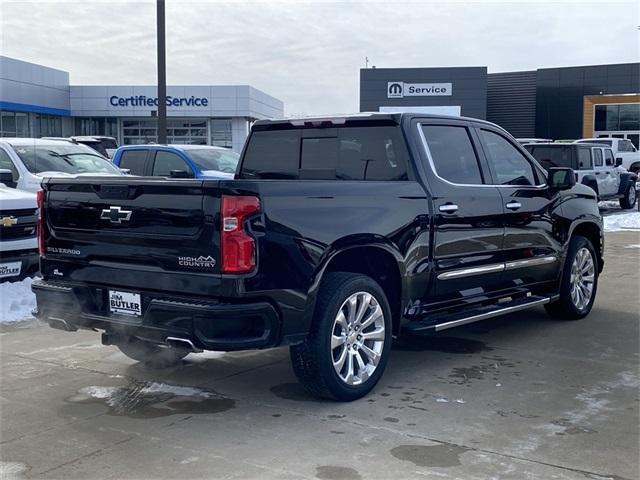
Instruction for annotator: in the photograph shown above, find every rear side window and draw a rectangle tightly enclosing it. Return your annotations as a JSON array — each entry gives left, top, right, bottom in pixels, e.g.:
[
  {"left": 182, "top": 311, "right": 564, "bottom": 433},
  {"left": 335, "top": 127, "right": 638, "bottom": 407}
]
[
  {"left": 300, "top": 127, "right": 408, "bottom": 181},
  {"left": 421, "top": 125, "right": 483, "bottom": 184},
  {"left": 528, "top": 146, "right": 572, "bottom": 170},
  {"left": 119, "top": 150, "right": 147, "bottom": 175},
  {"left": 593, "top": 148, "right": 603, "bottom": 167},
  {"left": 577, "top": 148, "right": 593, "bottom": 169},
  {"left": 241, "top": 126, "right": 409, "bottom": 181},
  {"left": 152, "top": 151, "right": 191, "bottom": 176},
  {"left": 241, "top": 130, "right": 299, "bottom": 179}
]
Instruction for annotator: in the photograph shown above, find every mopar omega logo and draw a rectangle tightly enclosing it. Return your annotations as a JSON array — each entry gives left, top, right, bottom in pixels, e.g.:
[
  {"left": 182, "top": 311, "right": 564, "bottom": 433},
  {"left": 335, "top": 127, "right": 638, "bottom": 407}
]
[{"left": 387, "top": 82, "right": 404, "bottom": 98}]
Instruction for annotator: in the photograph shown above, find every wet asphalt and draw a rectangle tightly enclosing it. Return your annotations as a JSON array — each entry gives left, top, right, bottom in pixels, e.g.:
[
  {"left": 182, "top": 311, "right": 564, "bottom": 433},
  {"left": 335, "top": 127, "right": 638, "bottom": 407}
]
[{"left": 1, "top": 230, "right": 638, "bottom": 479}]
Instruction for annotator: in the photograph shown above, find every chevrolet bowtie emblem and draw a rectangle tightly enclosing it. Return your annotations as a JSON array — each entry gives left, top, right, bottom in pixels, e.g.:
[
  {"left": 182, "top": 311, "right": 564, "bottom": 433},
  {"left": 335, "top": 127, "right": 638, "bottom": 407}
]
[
  {"left": 100, "top": 206, "right": 132, "bottom": 224},
  {"left": 0, "top": 216, "right": 18, "bottom": 227}
]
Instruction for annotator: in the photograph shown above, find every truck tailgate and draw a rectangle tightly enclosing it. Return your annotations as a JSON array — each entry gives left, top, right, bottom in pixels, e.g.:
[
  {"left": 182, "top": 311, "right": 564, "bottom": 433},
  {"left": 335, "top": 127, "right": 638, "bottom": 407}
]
[{"left": 43, "top": 177, "right": 224, "bottom": 290}]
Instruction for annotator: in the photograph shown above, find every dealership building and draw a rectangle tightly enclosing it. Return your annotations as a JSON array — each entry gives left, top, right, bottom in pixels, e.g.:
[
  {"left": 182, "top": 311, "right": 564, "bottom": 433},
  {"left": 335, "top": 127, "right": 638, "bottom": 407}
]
[
  {"left": 361, "top": 62, "right": 640, "bottom": 147},
  {"left": 0, "top": 56, "right": 284, "bottom": 152}
]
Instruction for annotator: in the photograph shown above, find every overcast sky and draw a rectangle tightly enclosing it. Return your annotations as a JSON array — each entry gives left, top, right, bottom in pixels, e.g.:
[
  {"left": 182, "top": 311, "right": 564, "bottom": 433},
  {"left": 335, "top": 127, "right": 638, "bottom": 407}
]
[{"left": 1, "top": 0, "right": 638, "bottom": 115}]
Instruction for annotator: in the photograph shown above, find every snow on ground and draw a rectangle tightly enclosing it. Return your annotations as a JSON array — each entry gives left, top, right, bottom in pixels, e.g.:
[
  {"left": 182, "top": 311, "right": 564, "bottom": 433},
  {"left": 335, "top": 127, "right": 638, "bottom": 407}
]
[
  {"left": 0, "top": 277, "right": 37, "bottom": 324},
  {"left": 602, "top": 211, "right": 640, "bottom": 232}
]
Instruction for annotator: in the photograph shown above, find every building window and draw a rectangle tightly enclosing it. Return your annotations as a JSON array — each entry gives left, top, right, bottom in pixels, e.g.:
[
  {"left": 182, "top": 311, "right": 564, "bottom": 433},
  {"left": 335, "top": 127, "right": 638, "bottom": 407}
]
[
  {"left": 211, "top": 119, "right": 232, "bottom": 148},
  {"left": 74, "top": 117, "right": 118, "bottom": 137},
  {"left": 0, "top": 111, "right": 29, "bottom": 137},
  {"left": 33, "top": 114, "right": 62, "bottom": 137},
  {"left": 121, "top": 119, "right": 208, "bottom": 145},
  {"left": 594, "top": 104, "right": 640, "bottom": 132}
]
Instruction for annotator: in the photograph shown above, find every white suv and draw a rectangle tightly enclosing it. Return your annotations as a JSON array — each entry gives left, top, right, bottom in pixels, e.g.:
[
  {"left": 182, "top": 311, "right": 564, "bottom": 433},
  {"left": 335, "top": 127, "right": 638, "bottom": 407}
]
[
  {"left": 0, "top": 138, "right": 122, "bottom": 192},
  {"left": 575, "top": 138, "right": 640, "bottom": 174}
]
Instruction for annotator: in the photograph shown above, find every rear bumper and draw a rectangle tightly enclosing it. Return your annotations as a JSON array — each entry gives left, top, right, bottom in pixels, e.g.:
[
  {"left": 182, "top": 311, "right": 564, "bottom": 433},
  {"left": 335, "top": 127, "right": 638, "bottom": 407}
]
[{"left": 31, "top": 279, "right": 281, "bottom": 351}]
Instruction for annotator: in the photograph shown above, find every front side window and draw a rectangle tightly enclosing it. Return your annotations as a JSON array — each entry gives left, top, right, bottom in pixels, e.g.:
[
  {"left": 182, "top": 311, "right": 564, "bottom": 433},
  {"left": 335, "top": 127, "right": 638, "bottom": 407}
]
[
  {"left": 10, "top": 143, "right": 121, "bottom": 175},
  {"left": 577, "top": 147, "right": 593, "bottom": 170},
  {"left": 604, "top": 149, "right": 615, "bottom": 166},
  {"left": 152, "top": 151, "right": 191, "bottom": 176},
  {"left": 593, "top": 148, "right": 603, "bottom": 167},
  {"left": 479, "top": 129, "right": 536, "bottom": 186},
  {"left": 618, "top": 139, "right": 636, "bottom": 152},
  {"left": 421, "top": 125, "right": 483, "bottom": 184}
]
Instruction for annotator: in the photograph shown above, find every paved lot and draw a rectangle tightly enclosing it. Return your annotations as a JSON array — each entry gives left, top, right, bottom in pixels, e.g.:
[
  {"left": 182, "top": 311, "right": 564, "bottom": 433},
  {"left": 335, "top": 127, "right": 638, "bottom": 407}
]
[{"left": 1, "top": 231, "right": 638, "bottom": 480}]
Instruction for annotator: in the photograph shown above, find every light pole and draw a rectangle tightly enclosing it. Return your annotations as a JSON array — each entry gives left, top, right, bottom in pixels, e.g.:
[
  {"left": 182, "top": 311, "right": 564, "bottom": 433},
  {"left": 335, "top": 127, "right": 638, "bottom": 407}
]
[{"left": 156, "top": 0, "right": 167, "bottom": 143}]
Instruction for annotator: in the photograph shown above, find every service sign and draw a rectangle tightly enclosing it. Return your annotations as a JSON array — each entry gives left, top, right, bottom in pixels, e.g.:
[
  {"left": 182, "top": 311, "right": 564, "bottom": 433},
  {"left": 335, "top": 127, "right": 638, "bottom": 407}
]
[{"left": 387, "top": 82, "right": 452, "bottom": 98}]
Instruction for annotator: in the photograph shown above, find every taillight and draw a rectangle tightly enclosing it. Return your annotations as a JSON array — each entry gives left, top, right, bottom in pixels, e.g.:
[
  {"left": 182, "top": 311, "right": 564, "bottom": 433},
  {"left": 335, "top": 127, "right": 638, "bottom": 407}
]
[
  {"left": 220, "top": 195, "right": 260, "bottom": 273},
  {"left": 36, "top": 189, "right": 46, "bottom": 256}
]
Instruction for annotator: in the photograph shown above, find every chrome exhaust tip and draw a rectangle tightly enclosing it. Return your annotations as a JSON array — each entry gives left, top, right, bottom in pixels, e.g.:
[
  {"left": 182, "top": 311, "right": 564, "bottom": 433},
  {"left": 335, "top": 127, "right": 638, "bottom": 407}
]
[{"left": 165, "top": 336, "right": 202, "bottom": 353}]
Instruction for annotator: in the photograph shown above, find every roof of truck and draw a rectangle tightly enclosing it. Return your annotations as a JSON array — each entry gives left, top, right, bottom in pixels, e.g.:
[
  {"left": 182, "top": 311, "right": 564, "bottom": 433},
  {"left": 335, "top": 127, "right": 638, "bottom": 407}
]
[{"left": 252, "top": 112, "right": 497, "bottom": 128}]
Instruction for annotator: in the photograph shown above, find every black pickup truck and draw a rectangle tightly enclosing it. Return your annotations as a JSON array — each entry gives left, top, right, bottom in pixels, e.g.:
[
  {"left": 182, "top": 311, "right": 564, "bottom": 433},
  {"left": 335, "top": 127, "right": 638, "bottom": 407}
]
[{"left": 33, "top": 113, "right": 604, "bottom": 401}]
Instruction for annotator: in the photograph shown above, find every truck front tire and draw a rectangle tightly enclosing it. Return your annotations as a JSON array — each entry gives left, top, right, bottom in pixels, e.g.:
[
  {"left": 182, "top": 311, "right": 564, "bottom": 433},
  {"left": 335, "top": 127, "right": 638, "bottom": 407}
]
[
  {"left": 619, "top": 184, "right": 637, "bottom": 210},
  {"left": 117, "top": 337, "right": 189, "bottom": 368},
  {"left": 290, "top": 272, "right": 392, "bottom": 401},
  {"left": 545, "top": 235, "right": 598, "bottom": 320}
]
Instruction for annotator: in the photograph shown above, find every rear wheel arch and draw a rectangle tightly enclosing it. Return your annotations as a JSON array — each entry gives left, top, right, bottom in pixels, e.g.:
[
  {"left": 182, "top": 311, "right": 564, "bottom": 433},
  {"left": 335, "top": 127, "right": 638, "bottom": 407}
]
[{"left": 312, "top": 245, "right": 404, "bottom": 336}]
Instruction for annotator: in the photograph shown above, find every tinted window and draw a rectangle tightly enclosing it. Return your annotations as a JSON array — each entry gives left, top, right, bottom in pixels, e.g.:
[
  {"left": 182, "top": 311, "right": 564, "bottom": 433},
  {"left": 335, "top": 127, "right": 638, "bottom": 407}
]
[
  {"left": 0, "top": 148, "right": 19, "bottom": 185},
  {"left": 300, "top": 126, "right": 408, "bottom": 181},
  {"left": 152, "top": 151, "right": 191, "bottom": 176},
  {"left": 479, "top": 130, "right": 536, "bottom": 186},
  {"left": 241, "top": 130, "right": 299, "bottom": 179},
  {"left": 604, "top": 149, "right": 614, "bottom": 166},
  {"left": 421, "top": 125, "right": 483, "bottom": 184},
  {"left": 118, "top": 150, "right": 147, "bottom": 175},
  {"left": 527, "top": 146, "right": 572, "bottom": 170},
  {"left": 577, "top": 147, "right": 593, "bottom": 169},
  {"left": 593, "top": 148, "right": 603, "bottom": 167}
]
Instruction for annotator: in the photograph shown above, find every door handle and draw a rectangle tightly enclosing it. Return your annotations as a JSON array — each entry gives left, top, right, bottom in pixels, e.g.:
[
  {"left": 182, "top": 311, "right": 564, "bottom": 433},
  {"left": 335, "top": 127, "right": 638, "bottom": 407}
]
[
  {"left": 439, "top": 203, "right": 459, "bottom": 214},
  {"left": 505, "top": 201, "right": 522, "bottom": 210}
]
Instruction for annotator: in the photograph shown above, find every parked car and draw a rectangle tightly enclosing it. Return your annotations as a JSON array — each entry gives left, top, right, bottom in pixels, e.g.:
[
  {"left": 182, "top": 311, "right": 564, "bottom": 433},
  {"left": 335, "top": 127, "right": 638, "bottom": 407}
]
[
  {"left": 0, "top": 138, "right": 123, "bottom": 192},
  {"left": 575, "top": 138, "right": 640, "bottom": 174},
  {"left": 0, "top": 170, "right": 38, "bottom": 281},
  {"left": 33, "top": 113, "right": 604, "bottom": 401},
  {"left": 112, "top": 145, "right": 239, "bottom": 179},
  {"left": 525, "top": 142, "right": 638, "bottom": 209}
]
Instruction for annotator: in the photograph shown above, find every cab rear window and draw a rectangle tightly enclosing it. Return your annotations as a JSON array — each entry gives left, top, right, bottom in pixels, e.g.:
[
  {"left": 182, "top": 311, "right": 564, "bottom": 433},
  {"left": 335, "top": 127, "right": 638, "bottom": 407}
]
[{"left": 240, "top": 126, "right": 409, "bottom": 181}]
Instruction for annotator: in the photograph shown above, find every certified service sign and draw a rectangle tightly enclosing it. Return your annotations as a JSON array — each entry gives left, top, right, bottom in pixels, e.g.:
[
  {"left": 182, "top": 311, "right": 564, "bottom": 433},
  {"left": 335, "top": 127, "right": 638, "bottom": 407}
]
[{"left": 387, "top": 82, "right": 452, "bottom": 98}]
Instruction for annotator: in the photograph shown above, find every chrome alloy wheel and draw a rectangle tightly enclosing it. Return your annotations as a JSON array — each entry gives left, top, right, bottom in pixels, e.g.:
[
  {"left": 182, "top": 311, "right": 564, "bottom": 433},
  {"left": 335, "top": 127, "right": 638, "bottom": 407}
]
[
  {"left": 570, "top": 247, "right": 595, "bottom": 311},
  {"left": 331, "top": 291, "right": 386, "bottom": 386},
  {"left": 629, "top": 187, "right": 636, "bottom": 205}
]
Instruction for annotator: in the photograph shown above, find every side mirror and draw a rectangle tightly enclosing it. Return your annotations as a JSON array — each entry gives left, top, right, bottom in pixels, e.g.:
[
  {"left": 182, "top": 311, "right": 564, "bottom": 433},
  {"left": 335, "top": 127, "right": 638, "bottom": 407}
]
[
  {"left": 119, "top": 168, "right": 131, "bottom": 175},
  {"left": 615, "top": 158, "right": 623, "bottom": 167},
  {"left": 548, "top": 167, "right": 576, "bottom": 190},
  {"left": 0, "top": 169, "right": 16, "bottom": 188},
  {"left": 169, "top": 169, "right": 191, "bottom": 178}
]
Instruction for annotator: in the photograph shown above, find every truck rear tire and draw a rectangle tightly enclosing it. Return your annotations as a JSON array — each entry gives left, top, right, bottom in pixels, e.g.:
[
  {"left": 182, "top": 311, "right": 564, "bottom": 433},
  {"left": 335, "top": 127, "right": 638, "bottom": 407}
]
[
  {"left": 117, "top": 337, "right": 188, "bottom": 368},
  {"left": 545, "top": 235, "right": 598, "bottom": 320},
  {"left": 619, "top": 184, "right": 637, "bottom": 209},
  {"left": 290, "top": 272, "right": 392, "bottom": 401}
]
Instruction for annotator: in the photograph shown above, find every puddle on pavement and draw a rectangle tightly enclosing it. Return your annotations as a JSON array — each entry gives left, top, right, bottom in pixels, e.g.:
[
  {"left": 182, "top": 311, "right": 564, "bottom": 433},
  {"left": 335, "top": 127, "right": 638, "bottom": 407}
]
[
  {"left": 390, "top": 444, "right": 470, "bottom": 468},
  {"left": 316, "top": 466, "right": 362, "bottom": 480},
  {"left": 66, "top": 380, "right": 235, "bottom": 418},
  {"left": 394, "top": 336, "right": 492, "bottom": 354}
]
